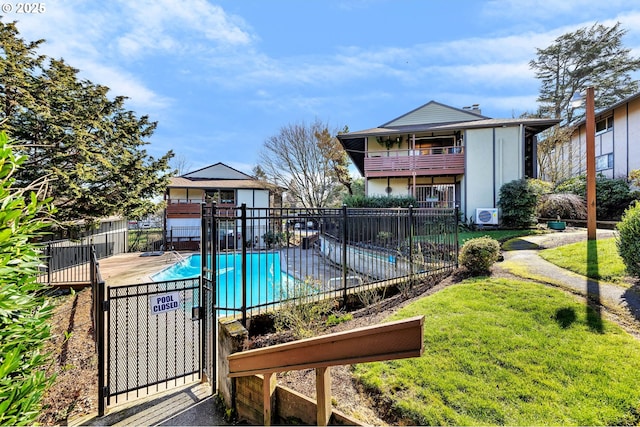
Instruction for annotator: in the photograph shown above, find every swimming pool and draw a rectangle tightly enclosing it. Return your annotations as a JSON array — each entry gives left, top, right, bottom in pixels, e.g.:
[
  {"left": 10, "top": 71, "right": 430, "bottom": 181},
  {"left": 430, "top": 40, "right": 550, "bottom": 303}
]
[
  {"left": 152, "top": 255, "right": 201, "bottom": 281},
  {"left": 152, "top": 253, "right": 293, "bottom": 313}
]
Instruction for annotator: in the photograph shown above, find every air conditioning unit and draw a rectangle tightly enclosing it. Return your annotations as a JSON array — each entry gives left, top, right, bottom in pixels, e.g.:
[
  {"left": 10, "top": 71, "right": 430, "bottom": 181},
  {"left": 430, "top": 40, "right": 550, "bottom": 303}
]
[{"left": 476, "top": 208, "right": 499, "bottom": 225}]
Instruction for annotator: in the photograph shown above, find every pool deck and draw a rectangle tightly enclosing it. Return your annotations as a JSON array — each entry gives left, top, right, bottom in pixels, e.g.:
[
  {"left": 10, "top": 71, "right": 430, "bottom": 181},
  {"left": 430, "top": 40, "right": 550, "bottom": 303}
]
[
  {"left": 97, "top": 251, "right": 197, "bottom": 286},
  {"left": 98, "top": 246, "right": 340, "bottom": 289}
]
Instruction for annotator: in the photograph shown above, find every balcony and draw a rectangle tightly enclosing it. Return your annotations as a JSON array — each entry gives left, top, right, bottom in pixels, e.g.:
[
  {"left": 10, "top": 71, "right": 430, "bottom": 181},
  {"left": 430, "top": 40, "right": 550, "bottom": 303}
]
[
  {"left": 364, "top": 146, "right": 464, "bottom": 177},
  {"left": 166, "top": 199, "right": 235, "bottom": 219}
]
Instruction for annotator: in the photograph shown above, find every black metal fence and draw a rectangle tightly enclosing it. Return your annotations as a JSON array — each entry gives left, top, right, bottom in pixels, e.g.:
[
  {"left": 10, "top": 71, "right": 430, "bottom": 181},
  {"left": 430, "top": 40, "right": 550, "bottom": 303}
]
[
  {"left": 202, "top": 205, "right": 459, "bottom": 323},
  {"left": 165, "top": 226, "right": 201, "bottom": 251},
  {"left": 128, "top": 228, "right": 164, "bottom": 252},
  {"left": 39, "top": 229, "right": 128, "bottom": 286},
  {"left": 98, "top": 278, "right": 201, "bottom": 410}
]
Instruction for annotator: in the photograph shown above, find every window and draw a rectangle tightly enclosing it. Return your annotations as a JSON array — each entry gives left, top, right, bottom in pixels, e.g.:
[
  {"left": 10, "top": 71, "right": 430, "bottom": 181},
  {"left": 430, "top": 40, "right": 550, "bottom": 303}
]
[
  {"left": 595, "top": 116, "right": 613, "bottom": 134},
  {"left": 205, "top": 190, "right": 236, "bottom": 204},
  {"left": 219, "top": 190, "right": 235, "bottom": 204},
  {"left": 595, "top": 153, "right": 613, "bottom": 171},
  {"left": 414, "top": 136, "right": 455, "bottom": 155}
]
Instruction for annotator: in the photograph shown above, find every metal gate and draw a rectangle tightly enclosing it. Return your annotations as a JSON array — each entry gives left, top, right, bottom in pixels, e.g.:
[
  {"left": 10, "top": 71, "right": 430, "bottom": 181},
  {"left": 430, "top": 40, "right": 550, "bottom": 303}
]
[{"left": 97, "top": 216, "right": 216, "bottom": 414}]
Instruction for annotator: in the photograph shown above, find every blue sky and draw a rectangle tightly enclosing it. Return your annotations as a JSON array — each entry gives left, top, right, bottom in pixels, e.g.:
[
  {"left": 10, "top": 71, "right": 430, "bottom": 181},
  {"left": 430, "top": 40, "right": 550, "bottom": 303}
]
[{"left": 6, "top": 0, "right": 640, "bottom": 175}]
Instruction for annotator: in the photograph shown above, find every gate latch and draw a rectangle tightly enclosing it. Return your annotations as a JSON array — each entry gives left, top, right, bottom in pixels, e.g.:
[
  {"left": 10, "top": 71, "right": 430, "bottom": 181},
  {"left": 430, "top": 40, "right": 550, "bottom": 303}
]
[{"left": 191, "top": 306, "right": 201, "bottom": 321}]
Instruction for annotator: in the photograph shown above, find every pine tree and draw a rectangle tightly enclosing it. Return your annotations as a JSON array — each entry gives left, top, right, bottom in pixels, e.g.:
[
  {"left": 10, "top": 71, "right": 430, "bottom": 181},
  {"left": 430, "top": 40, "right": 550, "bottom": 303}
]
[
  {"left": 0, "top": 20, "right": 174, "bottom": 222},
  {"left": 530, "top": 22, "right": 640, "bottom": 124}
]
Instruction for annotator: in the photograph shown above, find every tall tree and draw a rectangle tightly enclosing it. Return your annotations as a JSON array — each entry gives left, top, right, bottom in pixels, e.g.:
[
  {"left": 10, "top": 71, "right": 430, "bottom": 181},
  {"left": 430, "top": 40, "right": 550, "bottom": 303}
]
[
  {"left": 530, "top": 22, "right": 640, "bottom": 124},
  {"left": 316, "top": 125, "right": 353, "bottom": 196},
  {"left": 0, "top": 20, "right": 174, "bottom": 222},
  {"left": 258, "top": 120, "right": 347, "bottom": 208},
  {"left": 530, "top": 22, "right": 640, "bottom": 183}
]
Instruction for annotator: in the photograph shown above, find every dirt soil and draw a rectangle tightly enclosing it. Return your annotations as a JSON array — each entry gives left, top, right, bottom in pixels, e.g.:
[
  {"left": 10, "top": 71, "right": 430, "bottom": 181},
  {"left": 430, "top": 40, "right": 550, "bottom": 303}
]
[{"left": 39, "top": 288, "right": 99, "bottom": 425}]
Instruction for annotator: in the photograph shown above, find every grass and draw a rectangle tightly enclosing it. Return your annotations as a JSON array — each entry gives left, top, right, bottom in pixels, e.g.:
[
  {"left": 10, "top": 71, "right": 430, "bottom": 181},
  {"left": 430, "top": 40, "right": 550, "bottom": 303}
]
[
  {"left": 128, "top": 228, "right": 163, "bottom": 251},
  {"left": 458, "top": 229, "right": 541, "bottom": 246},
  {"left": 353, "top": 278, "right": 640, "bottom": 426},
  {"left": 415, "top": 228, "right": 541, "bottom": 249},
  {"left": 539, "top": 237, "right": 628, "bottom": 284}
]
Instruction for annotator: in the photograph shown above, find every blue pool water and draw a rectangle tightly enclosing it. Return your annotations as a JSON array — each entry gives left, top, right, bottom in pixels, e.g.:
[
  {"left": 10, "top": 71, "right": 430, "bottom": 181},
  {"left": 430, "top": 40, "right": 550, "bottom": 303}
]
[
  {"left": 152, "top": 255, "right": 201, "bottom": 281},
  {"left": 152, "top": 253, "right": 292, "bottom": 313}
]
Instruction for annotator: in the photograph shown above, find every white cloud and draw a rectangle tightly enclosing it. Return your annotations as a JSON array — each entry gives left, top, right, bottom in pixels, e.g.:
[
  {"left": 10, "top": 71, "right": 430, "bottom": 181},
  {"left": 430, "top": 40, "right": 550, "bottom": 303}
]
[
  {"left": 7, "top": 0, "right": 254, "bottom": 113},
  {"left": 114, "top": 0, "right": 253, "bottom": 58}
]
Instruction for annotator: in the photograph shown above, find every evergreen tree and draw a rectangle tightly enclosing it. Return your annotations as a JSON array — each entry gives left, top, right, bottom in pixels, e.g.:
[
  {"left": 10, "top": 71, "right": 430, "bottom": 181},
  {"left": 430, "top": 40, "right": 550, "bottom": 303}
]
[
  {"left": 530, "top": 22, "right": 640, "bottom": 124},
  {"left": 0, "top": 20, "right": 174, "bottom": 222}
]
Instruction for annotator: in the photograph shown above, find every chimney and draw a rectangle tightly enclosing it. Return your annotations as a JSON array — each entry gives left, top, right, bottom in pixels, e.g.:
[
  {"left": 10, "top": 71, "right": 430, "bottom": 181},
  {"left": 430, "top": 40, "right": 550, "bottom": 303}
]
[{"left": 463, "top": 104, "right": 481, "bottom": 114}]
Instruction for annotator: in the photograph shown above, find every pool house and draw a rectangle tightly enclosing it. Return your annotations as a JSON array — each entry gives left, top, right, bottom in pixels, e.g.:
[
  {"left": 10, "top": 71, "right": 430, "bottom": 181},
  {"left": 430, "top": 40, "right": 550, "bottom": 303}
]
[{"left": 164, "top": 162, "right": 281, "bottom": 250}]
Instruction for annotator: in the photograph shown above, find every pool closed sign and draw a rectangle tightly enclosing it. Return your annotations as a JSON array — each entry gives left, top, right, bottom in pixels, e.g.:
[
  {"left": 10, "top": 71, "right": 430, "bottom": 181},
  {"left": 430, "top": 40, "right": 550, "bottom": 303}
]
[{"left": 150, "top": 292, "right": 181, "bottom": 315}]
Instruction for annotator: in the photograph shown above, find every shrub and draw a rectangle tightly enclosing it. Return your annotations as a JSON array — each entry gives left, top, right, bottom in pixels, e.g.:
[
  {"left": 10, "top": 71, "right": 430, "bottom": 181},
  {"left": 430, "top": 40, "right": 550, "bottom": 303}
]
[
  {"left": 262, "top": 230, "right": 284, "bottom": 248},
  {"left": 528, "top": 178, "right": 554, "bottom": 197},
  {"left": 0, "top": 132, "right": 55, "bottom": 425},
  {"left": 273, "top": 278, "right": 334, "bottom": 339},
  {"left": 617, "top": 201, "right": 640, "bottom": 277},
  {"left": 556, "top": 174, "right": 637, "bottom": 221},
  {"left": 459, "top": 236, "right": 500, "bottom": 275},
  {"left": 536, "top": 193, "right": 587, "bottom": 220},
  {"left": 497, "top": 179, "right": 538, "bottom": 228},
  {"left": 343, "top": 194, "right": 417, "bottom": 208}
]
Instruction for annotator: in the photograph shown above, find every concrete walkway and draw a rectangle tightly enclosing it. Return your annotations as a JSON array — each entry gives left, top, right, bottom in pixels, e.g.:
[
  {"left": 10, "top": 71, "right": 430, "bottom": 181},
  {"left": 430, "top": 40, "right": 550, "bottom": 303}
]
[
  {"left": 498, "top": 228, "right": 640, "bottom": 327},
  {"left": 75, "top": 383, "right": 228, "bottom": 427}
]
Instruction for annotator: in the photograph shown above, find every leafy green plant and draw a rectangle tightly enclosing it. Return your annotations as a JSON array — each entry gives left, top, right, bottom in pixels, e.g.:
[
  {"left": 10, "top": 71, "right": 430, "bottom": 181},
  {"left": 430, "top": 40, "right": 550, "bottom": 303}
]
[
  {"left": 497, "top": 179, "right": 538, "bottom": 228},
  {"left": 459, "top": 236, "right": 500, "bottom": 275},
  {"left": 262, "top": 230, "right": 284, "bottom": 249},
  {"left": 617, "top": 201, "right": 640, "bottom": 277},
  {"left": 325, "top": 312, "right": 353, "bottom": 327},
  {"left": 342, "top": 194, "right": 417, "bottom": 208},
  {"left": 528, "top": 178, "right": 553, "bottom": 197},
  {"left": 0, "top": 132, "right": 56, "bottom": 425}
]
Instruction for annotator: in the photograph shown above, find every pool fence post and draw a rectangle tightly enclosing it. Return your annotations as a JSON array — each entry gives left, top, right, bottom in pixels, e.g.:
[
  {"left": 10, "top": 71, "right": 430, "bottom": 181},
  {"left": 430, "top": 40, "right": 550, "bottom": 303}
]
[
  {"left": 409, "top": 205, "right": 414, "bottom": 288},
  {"left": 240, "top": 203, "right": 248, "bottom": 326},
  {"left": 341, "top": 204, "right": 348, "bottom": 306},
  {"left": 455, "top": 206, "right": 460, "bottom": 269}
]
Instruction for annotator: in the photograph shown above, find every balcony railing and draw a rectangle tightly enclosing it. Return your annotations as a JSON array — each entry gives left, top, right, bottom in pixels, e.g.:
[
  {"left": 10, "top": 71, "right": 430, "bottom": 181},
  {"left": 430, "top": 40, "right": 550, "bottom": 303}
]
[
  {"left": 166, "top": 200, "right": 235, "bottom": 218},
  {"left": 364, "top": 146, "right": 464, "bottom": 177}
]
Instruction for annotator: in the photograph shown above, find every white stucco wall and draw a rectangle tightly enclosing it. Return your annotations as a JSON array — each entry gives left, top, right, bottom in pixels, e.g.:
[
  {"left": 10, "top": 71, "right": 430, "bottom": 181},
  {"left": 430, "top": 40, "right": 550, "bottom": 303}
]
[
  {"left": 464, "top": 126, "right": 523, "bottom": 223},
  {"left": 168, "top": 188, "right": 204, "bottom": 202},
  {"left": 367, "top": 178, "right": 409, "bottom": 198},
  {"left": 237, "top": 189, "right": 270, "bottom": 208}
]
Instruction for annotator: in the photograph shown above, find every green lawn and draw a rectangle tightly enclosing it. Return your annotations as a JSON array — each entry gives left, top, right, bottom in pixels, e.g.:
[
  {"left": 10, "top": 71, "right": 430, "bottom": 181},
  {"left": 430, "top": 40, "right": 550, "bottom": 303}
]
[
  {"left": 128, "top": 228, "right": 163, "bottom": 252},
  {"left": 458, "top": 229, "right": 542, "bottom": 246},
  {"left": 353, "top": 278, "right": 640, "bottom": 425},
  {"left": 539, "top": 237, "right": 628, "bottom": 284}
]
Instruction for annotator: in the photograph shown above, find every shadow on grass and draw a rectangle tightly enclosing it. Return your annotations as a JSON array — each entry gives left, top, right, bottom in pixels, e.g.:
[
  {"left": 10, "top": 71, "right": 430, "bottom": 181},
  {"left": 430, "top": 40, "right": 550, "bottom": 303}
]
[
  {"left": 554, "top": 307, "right": 577, "bottom": 328},
  {"left": 586, "top": 239, "right": 603, "bottom": 333},
  {"left": 622, "top": 279, "right": 640, "bottom": 322}
]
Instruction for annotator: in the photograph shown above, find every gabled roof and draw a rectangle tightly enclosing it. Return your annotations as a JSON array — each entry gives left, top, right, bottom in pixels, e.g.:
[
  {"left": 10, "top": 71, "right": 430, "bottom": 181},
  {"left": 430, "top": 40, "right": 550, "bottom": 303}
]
[
  {"left": 382, "top": 100, "right": 488, "bottom": 127},
  {"left": 182, "top": 162, "right": 253, "bottom": 180},
  {"left": 168, "top": 162, "right": 278, "bottom": 191},
  {"left": 168, "top": 176, "right": 270, "bottom": 190}
]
